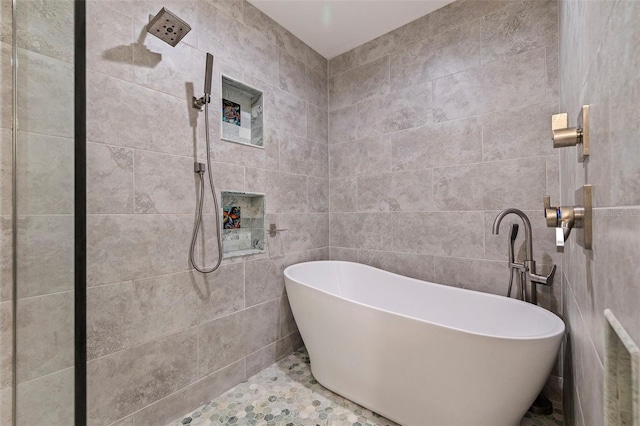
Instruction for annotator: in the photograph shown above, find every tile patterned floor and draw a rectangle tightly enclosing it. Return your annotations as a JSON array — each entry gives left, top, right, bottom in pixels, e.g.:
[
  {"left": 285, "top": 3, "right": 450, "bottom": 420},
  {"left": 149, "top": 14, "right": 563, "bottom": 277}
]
[{"left": 169, "top": 349, "right": 564, "bottom": 426}]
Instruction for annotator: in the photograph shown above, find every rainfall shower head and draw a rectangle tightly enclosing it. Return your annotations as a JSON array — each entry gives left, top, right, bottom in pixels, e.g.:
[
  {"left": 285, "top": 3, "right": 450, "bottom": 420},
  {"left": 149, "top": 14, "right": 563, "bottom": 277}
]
[{"left": 147, "top": 7, "right": 191, "bottom": 47}]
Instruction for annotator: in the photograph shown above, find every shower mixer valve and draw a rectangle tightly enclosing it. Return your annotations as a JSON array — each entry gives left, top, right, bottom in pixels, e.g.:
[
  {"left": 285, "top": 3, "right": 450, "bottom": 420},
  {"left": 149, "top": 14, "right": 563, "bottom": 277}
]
[
  {"left": 543, "top": 196, "right": 583, "bottom": 247},
  {"left": 543, "top": 185, "right": 592, "bottom": 249}
]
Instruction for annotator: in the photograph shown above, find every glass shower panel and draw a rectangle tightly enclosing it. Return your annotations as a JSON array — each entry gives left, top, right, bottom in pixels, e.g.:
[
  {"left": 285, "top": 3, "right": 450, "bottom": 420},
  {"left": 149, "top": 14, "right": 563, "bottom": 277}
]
[{"left": 1, "top": 0, "right": 76, "bottom": 424}]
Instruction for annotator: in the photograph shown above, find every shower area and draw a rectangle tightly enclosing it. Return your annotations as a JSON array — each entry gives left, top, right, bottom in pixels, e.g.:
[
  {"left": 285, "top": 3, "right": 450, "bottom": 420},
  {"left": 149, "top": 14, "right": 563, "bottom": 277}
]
[{"left": 2, "top": 0, "right": 328, "bottom": 424}]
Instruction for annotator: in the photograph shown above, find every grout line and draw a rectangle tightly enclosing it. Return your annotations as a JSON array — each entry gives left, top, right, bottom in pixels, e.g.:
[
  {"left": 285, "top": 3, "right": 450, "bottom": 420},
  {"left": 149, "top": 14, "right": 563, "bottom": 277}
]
[{"left": 13, "top": 365, "right": 74, "bottom": 388}]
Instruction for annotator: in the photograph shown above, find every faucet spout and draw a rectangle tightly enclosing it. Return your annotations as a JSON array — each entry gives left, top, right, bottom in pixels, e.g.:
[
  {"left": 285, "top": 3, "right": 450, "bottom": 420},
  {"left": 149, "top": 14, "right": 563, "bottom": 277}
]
[{"left": 492, "top": 208, "right": 533, "bottom": 261}]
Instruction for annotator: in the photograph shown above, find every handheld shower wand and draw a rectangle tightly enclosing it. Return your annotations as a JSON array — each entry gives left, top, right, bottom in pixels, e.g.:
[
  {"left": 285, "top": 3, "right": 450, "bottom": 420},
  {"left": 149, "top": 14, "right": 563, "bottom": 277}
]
[
  {"left": 193, "top": 53, "right": 213, "bottom": 109},
  {"left": 190, "top": 53, "right": 223, "bottom": 273}
]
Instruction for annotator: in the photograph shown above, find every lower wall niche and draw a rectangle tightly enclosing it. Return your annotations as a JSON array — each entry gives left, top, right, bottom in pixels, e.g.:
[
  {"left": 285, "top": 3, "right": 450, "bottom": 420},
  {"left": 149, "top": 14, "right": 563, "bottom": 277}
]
[
  {"left": 604, "top": 309, "right": 640, "bottom": 426},
  {"left": 221, "top": 191, "right": 265, "bottom": 258}
]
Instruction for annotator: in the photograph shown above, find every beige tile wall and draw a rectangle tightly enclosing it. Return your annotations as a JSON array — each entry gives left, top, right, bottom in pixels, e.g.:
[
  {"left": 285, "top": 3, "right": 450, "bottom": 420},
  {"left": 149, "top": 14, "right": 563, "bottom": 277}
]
[
  {"left": 559, "top": 0, "right": 640, "bottom": 424},
  {"left": 328, "top": 0, "right": 563, "bottom": 400},
  {"left": 85, "top": 0, "right": 327, "bottom": 424}
]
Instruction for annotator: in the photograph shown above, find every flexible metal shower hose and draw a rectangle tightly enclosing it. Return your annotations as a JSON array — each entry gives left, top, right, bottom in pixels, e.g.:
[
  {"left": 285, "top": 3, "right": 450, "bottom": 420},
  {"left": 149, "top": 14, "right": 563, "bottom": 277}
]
[{"left": 189, "top": 96, "right": 223, "bottom": 273}]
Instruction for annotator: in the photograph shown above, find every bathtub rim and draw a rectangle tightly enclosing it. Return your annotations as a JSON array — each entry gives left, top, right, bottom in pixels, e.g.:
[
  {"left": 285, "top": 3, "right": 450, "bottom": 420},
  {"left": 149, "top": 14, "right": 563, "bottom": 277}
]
[{"left": 284, "top": 260, "right": 565, "bottom": 342}]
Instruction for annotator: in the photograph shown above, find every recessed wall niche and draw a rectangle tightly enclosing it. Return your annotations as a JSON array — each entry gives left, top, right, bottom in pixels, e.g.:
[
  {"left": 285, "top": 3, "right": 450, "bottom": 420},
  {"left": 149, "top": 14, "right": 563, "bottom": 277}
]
[
  {"left": 221, "top": 75, "right": 264, "bottom": 148},
  {"left": 221, "top": 191, "right": 265, "bottom": 258}
]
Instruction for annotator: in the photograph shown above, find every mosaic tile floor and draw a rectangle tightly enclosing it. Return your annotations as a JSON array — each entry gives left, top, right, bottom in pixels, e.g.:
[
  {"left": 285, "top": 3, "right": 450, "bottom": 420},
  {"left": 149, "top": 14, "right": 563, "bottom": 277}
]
[{"left": 169, "top": 349, "right": 564, "bottom": 426}]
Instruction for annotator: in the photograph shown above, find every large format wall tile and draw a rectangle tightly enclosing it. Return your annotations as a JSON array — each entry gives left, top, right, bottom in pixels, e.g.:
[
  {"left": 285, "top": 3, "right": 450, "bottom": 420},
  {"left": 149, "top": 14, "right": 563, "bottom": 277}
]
[
  {"left": 278, "top": 295, "right": 297, "bottom": 338},
  {"left": 87, "top": 281, "right": 134, "bottom": 360},
  {"left": 0, "top": 301, "right": 12, "bottom": 389},
  {"left": 390, "top": 116, "right": 482, "bottom": 171},
  {"left": 86, "top": 1, "right": 134, "bottom": 82},
  {"left": 307, "top": 104, "right": 328, "bottom": 144},
  {"left": 0, "top": 43, "right": 10, "bottom": 130},
  {"left": 308, "top": 177, "right": 329, "bottom": 213},
  {"left": 329, "top": 213, "right": 391, "bottom": 250},
  {"left": 328, "top": 56, "right": 389, "bottom": 111},
  {"left": 132, "top": 264, "right": 244, "bottom": 345},
  {"left": 16, "top": 49, "right": 73, "bottom": 138},
  {"left": 328, "top": 50, "right": 356, "bottom": 78},
  {"left": 359, "top": 250, "right": 435, "bottom": 282},
  {"left": 245, "top": 75, "right": 307, "bottom": 138},
  {"left": 0, "top": 134, "right": 9, "bottom": 216},
  {"left": 357, "top": 169, "right": 433, "bottom": 212},
  {"left": 329, "top": 136, "right": 391, "bottom": 179},
  {"left": 280, "top": 213, "right": 329, "bottom": 253},
  {"left": 237, "top": 23, "right": 280, "bottom": 87},
  {"left": 330, "top": 177, "right": 358, "bottom": 213},
  {"left": 0, "top": 216, "right": 10, "bottom": 302},
  {"left": 329, "top": 247, "right": 358, "bottom": 262},
  {"left": 198, "top": 299, "right": 279, "bottom": 376},
  {"left": 390, "top": 21, "right": 481, "bottom": 92},
  {"left": 16, "top": 367, "right": 73, "bottom": 426},
  {"left": 279, "top": 133, "right": 328, "bottom": 178},
  {"left": 133, "top": 33, "right": 203, "bottom": 99},
  {"left": 305, "top": 67, "right": 328, "bottom": 110},
  {"left": 432, "top": 48, "right": 546, "bottom": 121},
  {"left": 0, "top": 387, "right": 11, "bottom": 426},
  {"left": 305, "top": 46, "right": 327, "bottom": 78},
  {"left": 430, "top": 0, "right": 510, "bottom": 36},
  {"left": 392, "top": 212, "right": 485, "bottom": 258},
  {"left": 132, "top": 360, "right": 245, "bottom": 426},
  {"left": 245, "top": 252, "right": 307, "bottom": 307},
  {"left": 87, "top": 214, "right": 193, "bottom": 286},
  {"left": 240, "top": 3, "right": 304, "bottom": 69},
  {"left": 16, "top": 292, "right": 74, "bottom": 383},
  {"left": 328, "top": 105, "right": 357, "bottom": 145},
  {"left": 87, "top": 329, "right": 199, "bottom": 426},
  {"left": 481, "top": 101, "right": 558, "bottom": 161},
  {"left": 481, "top": 0, "right": 558, "bottom": 64},
  {"left": 87, "top": 72, "right": 200, "bottom": 157},
  {"left": 15, "top": 215, "right": 74, "bottom": 298},
  {"left": 211, "top": 127, "right": 279, "bottom": 171},
  {"left": 16, "top": 132, "right": 74, "bottom": 215},
  {"left": 134, "top": 150, "right": 196, "bottom": 214},
  {"left": 87, "top": 142, "right": 133, "bottom": 214},
  {"left": 245, "top": 168, "right": 307, "bottom": 214},
  {"left": 279, "top": 49, "right": 306, "bottom": 101},
  {"left": 14, "top": 0, "right": 73, "bottom": 63},
  {"left": 434, "top": 256, "right": 508, "bottom": 295},
  {"left": 357, "top": 83, "right": 433, "bottom": 139},
  {"left": 351, "top": 14, "right": 431, "bottom": 70},
  {"left": 433, "top": 157, "right": 547, "bottom": 211},
  {"left": 607, "top": 1, "right": 640, "bottom": 206}
]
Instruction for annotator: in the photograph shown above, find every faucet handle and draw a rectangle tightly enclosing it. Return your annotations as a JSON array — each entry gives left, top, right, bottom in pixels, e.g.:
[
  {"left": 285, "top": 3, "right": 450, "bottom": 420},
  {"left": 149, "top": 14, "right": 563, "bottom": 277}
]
[{"left": 529, "top": 264, "right": 557, "bottom": 286}]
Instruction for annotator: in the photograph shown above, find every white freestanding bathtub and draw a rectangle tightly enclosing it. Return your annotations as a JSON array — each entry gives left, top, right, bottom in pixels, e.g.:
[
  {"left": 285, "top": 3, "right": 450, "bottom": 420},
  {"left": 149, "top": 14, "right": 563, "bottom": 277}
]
[{"left": 284, "top": 261, "right": 565, "bottom": 426}]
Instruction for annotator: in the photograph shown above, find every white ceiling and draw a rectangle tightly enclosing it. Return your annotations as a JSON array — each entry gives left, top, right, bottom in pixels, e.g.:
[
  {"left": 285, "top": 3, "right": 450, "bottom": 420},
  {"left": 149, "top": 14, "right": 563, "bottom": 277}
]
[{"left": 248, "top": 1, "right": 454, "bottom": 59}]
